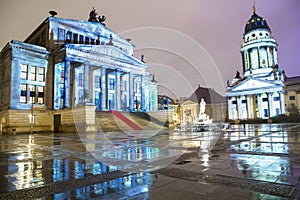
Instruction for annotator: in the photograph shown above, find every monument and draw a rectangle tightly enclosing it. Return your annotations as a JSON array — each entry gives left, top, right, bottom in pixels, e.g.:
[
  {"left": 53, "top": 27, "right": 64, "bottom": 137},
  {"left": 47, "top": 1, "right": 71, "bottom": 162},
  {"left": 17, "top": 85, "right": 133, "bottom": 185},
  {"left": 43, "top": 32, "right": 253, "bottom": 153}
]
[{"left": 193, "top": 98, "right": 212, "bottom": 131}]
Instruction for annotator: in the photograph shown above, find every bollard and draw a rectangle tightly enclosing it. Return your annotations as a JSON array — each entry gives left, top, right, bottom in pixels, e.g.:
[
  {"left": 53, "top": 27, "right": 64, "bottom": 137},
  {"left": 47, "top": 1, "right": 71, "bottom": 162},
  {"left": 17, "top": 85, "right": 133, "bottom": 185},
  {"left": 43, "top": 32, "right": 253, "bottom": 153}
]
[{"left": 12, "top": 128, "right": 16, "bottom": 135}]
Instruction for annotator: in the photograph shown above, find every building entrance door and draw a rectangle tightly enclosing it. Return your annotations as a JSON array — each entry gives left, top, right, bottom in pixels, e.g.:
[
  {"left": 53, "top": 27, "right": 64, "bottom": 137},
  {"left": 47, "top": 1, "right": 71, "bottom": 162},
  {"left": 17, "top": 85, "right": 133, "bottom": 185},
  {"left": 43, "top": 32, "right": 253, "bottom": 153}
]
[{"left": 54, "top": 114, "right": 61, "bottom": 133}]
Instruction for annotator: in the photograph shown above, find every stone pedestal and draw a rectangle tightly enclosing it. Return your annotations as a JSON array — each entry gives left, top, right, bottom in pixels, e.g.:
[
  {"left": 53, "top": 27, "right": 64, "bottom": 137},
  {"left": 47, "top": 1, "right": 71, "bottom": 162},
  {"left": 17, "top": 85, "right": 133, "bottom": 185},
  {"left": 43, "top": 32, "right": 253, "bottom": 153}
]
[{"left": 72, "top": 105, "right": 97, "bottom": 132}]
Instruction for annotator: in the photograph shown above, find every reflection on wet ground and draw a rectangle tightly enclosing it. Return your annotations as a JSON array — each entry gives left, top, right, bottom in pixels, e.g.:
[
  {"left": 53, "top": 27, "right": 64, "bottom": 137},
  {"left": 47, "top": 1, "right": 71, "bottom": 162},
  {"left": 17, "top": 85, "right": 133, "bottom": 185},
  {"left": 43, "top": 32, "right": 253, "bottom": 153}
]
[{"left": 0, "top": 123, "right": 300, "bottom": 199}]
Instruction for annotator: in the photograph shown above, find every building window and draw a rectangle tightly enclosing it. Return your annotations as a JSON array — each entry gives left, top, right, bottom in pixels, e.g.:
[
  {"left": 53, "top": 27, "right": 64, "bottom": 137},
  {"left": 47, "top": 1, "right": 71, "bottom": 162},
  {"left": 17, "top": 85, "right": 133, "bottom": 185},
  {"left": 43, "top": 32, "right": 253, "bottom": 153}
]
[
  {"left": 21, "top": 64, "right": 28, "bottom": 79},
  {"left": 121, "top": 80, "right": 127, "bottom": 92},
  {"left": 264, "top": 109, "right": 268, "bottom": 118},
  {"left": 60, "top": 69, "right": 65, "bottom": 84},
  {"left": 30, "top": 66, "right": 37, "bottom": 81},
  {"left": 38, "top": 67, "right": 45, "bottom": 82},
  {"left": 262, "top": 97, "right": 268, "bottom": 102},
  {"left": 20, "top": 84, "right": 27, "bottom": 103},
  {"left": 73, "top": 33, "right": 78, "bottom": 44},
  {"left": 276, "top": 108, "right": 280, "bottom": 116},
  {"left": 232, "top": 100, "right": 237, "bottom": 104},
  {"left": 95, "top": 76, "right": 100, "bottom": 88},
  {"left": 242, "top": 99, "right": 247, "bottom": 104},
  {"left": 66, "top": 31, "right": 72, "bottom": 43},
  {"left": 273, "top": 96, "right": 279, "bottom": 101},
  {"left": 79, "top": 35, "right": 84, "bottom": 44},
  {"left": 29, "top": 85, "right": 36, "bottom": 104},
  {"left": 290, "top": 96, "right": 295, "bottom": 100},
  {"left": 91, "top": 38, "right": 95, "bottom": 45},
  {"left": 78, "top": 89, "right": 83, "bottom": 102},
  {"left": 109, "top": 78, "right": 114, "bottom": 90},
  {"left": 79, "top": 73, "right": 83, "bottom": 86},
  {"left": 85, "top": 37, "right": 90, "bottom": 44},
  {"left": 38, "top": 86, "right": 44, "bottom": 104}
]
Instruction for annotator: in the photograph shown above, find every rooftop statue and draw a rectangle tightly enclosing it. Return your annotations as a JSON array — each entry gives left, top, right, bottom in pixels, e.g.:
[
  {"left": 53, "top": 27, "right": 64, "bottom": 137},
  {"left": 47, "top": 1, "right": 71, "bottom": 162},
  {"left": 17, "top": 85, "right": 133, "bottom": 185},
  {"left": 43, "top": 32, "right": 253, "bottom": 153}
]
[
  {"left": 88, "top": 7, "right": 106, "bottom": 25},
  {"left": 88, "top": 7, "right": 98, "bottom": 22},
  {"left": 235, "top": 70, "right": 241, "bottom": 79}
]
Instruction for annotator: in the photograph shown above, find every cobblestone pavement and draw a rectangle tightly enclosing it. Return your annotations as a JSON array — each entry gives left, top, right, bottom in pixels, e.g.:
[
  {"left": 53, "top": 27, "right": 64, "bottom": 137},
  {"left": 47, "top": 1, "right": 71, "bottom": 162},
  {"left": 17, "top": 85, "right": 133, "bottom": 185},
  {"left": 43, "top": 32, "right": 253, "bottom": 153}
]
[{"left": 0, "top": 123, "right": 300, "bottom": 199}]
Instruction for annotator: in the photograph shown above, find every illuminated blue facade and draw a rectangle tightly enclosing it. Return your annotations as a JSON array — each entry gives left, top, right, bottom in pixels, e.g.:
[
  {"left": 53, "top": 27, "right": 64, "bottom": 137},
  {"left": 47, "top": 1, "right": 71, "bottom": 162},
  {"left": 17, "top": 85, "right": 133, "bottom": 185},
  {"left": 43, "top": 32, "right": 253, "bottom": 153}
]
[
  {"left": 0, "top": 10, "right": 158, "bottom": 133},
  {"left": 226, "top": 7, "right": 286, "bottom": 119}
]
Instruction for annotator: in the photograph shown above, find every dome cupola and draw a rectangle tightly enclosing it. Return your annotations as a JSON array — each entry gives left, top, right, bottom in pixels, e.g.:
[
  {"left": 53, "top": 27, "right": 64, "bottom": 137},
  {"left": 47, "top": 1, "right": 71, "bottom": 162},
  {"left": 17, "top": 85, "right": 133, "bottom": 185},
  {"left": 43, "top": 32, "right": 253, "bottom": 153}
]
[{"left": 244, "top": 5, "right": 270, "bottom": 34}]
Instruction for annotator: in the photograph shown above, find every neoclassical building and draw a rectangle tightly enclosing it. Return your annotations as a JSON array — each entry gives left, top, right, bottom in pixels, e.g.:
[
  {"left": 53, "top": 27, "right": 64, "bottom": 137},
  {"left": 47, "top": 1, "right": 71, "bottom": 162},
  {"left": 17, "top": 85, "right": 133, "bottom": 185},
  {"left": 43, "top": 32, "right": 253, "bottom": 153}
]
[
  {"left": 0, "top": 9, "right": 158, "bottom": 133},
  {"left": 226, "top": 6, "right": 285, "bottom": 120}
]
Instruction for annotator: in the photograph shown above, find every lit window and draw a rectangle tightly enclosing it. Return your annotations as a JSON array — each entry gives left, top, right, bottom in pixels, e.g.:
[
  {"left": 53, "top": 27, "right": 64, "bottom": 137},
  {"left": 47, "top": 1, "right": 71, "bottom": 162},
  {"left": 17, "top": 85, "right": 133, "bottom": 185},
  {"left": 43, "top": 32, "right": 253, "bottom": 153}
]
[
  {"left": 79, "top": 73, "right": 83, "bottom": 86},
  {"left": 20, "top": 84, "right": 27, "bottom": 103},
  {"left": 21, "top": 64, "right": 28, "bottom": 79},
  {"left": 95, "top": 76, "right": 100, "bottom": 88},
  {"left": 66, "top": 31, "right": 72, "bottom": 43},
  {"left": 38, "top": 67, "right": 45, "bottom": 82},
  {"left": 30, "top": 66, "right": 37, "bottom": 81},
  {"left": 121, "top": 80, "right": 127, "bottom": 92},
  {"left": 109, "top": 78, "right": 114, "bottom": 90},
  {"left": 60, "top": 69, "right": 64, "bottom": 83}
]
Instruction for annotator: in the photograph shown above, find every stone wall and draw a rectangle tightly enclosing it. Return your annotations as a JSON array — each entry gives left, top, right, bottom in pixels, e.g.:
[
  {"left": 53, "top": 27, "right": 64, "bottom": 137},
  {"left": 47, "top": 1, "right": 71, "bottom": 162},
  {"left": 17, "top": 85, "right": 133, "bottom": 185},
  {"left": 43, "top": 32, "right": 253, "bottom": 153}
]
[{"left": 1, "top": 108, "right": 52, "bottom": 134}]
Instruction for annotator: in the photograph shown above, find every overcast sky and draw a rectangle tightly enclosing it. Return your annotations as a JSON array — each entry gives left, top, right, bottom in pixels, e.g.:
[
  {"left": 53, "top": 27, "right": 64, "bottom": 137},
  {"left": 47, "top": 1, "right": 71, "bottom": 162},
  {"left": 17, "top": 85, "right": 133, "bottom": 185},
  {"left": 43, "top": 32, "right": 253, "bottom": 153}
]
[{"left": 0, "top": 0, "right": 299, "bottom": 97}]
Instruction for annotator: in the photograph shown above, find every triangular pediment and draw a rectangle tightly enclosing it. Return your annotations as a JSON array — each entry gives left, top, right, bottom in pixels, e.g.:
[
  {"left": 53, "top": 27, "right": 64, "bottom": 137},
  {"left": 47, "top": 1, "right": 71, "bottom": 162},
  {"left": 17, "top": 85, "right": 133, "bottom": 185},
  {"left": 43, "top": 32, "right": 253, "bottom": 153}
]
[
  {"left": 182, "top": 100, "right": 198, "bottom": 105},
  {"left": 65, "top": 44, "right": 147, "bottom": 68},
  {"left": 229, "top": 78, "right": 282, "bottom": 92}
]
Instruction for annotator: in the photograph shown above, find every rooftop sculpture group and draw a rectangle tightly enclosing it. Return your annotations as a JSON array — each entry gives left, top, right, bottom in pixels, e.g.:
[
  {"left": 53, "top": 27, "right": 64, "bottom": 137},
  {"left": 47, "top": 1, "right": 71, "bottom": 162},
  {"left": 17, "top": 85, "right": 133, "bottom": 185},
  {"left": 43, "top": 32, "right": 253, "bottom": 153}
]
[{"left": 88, "top": 7, "right": 106, "bottom": 25}]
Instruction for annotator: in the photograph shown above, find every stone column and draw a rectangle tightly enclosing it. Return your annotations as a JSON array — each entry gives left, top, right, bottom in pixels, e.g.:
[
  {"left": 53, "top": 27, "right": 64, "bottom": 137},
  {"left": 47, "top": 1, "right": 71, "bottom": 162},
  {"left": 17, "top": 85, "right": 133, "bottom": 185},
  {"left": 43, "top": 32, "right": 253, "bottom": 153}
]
[
  {"left": 267, "top": 47, "right": 272, "bottom": 68},
  {"left": 267, "top": 92, "right": 273, "bottom": 118},
  {"left": 140, "top": 75, "right": 146, "bottom": 111},
  {"left": 274, "top": 48, "right": 278, "bottom": 66},
  {"left": 115, "top": 69, "right": 121, "bottom": 110},
  {"left": 279, "top": 91, "right": 286, "bottom": 114},
  {"left": 64, "top": 58, "right": 71, "bottom": 108},
  {"left": 246, "top": 95, "right": 251, "bottom": 119},
  {"left": 129, "top": 72, "right": 134, "bottom": 111},
  {"left": 101, "top": 67, "right": 106, "bottom": 110},
  {"left": 83, "top": 62, "right": 90, "bottom": 103},
  {"left": 237, "top": 96, "right": 242, "bottom": 119},
  {"left": 227, "top": 97, "right": 233, "bottom": 120},
  {"left": 257, "top": 47, "right": 261, "bottom": 68},
  {"left": 256, "top": 93, "right": 262, "bottom": 118},
  {"left": 246, "top": 50, "right": 250, "bottom": 70}
]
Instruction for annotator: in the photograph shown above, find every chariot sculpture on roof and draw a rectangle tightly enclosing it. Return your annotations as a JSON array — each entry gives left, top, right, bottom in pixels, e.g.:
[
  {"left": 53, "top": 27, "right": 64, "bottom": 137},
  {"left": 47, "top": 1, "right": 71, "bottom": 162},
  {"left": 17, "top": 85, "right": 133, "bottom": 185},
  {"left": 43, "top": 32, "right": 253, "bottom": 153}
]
[{"left": 88, "top": 7, "right": 106, "bottom": 25}]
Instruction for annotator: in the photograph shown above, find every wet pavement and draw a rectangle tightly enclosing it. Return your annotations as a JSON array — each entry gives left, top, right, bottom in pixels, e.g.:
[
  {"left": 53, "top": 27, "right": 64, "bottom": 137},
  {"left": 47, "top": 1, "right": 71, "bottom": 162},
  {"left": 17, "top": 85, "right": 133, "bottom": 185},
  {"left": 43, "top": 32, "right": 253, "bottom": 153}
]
[{"left": 0, "top": 123, "right": 300, "bottom": 199}]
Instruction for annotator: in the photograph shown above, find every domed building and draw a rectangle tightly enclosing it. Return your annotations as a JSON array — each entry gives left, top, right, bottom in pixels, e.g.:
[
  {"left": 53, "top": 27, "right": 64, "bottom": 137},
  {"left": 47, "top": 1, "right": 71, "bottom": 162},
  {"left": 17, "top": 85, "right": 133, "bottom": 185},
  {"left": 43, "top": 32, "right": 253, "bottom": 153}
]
[{"left": 226, "top": 6, "right": 285, "bottom": 120}]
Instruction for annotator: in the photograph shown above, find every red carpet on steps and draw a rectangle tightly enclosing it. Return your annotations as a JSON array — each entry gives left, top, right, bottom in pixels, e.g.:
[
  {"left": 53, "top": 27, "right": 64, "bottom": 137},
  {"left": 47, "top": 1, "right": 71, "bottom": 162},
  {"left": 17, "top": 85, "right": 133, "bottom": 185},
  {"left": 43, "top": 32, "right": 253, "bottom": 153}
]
[{"left": 110, "top": 110, "right": 142, "bottom": 130}]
